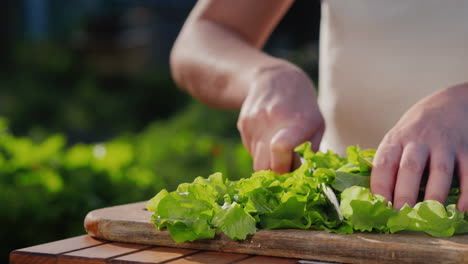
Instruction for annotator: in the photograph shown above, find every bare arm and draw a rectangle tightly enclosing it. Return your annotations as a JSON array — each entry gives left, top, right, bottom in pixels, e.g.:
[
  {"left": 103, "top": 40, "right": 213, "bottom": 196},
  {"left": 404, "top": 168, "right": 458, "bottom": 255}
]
[
  {"left": 170, "top": 0, "right": 294, "bottom": 110},
  {"left": 172, "top": 0, "right": 324, "bottom": 174}
]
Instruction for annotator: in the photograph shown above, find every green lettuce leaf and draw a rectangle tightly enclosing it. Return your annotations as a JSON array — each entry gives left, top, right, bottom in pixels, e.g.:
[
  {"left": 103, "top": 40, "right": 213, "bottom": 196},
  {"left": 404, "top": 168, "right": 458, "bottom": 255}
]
[
  {"left": 340, "top": 186, "right": 395, "bottom": 232},
  {"left": 244, "top": 187, "right": 280, "bottom": 214},
  {"left": 387, "top": 200, "right": 468, "bottom": 237},
  {"left": 212, "top": 202, "right": 257, "bottom": 240},
  {"left": 346, "top": 146, "right": 374, "bottom": 174},
  {"left": 260, "top": 192, "right": 310, "bottom": 229},
  {"left": 148, "top": 186, "right": 217, "bottom": 242},
  {"left": 295, "top": 142, "right": 346, "bottom": 170},
  {"left": 332, "top": 171, "right": 369, "bottom": 192},
  {"left": 146, "top": 189, "right": 168, "bottom": 211},
  {"left": 154, "top": 217, "right": 215, "bottom": 243}
]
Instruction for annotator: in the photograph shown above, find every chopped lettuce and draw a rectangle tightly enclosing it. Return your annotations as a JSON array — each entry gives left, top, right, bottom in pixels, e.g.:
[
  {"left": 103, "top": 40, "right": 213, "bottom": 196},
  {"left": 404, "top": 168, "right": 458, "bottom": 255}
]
[
  {"left": 387, "top": 201, "right": 468, "bottom": 237},
  {"left": 212, "top": 202, "right": 257, "bottom": 240},
  {"left": 332, "top": 171, "right": 369, "bottom": 192},
  {"left": 340, "top": 186, "right": 395, "bottom": 232},
  {"left": 147, "top": 142, "right": 467, "bottom": 242}
]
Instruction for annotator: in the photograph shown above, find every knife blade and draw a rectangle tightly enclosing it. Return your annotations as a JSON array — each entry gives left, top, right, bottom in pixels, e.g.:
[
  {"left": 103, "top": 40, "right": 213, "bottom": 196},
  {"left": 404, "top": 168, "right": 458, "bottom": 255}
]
[{"left": 300, "top": 157, "right": 343, "bottom": 221}]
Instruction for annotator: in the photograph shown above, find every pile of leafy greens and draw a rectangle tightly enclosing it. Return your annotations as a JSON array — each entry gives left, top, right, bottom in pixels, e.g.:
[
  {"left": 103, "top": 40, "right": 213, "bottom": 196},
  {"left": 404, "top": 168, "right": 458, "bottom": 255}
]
[{"left": 146, "top": 142, "right": 468, "bottom": 242}]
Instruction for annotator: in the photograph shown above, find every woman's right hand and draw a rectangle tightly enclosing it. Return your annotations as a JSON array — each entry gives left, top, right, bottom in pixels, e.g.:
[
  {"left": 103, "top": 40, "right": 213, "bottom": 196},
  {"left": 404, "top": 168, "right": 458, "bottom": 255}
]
[{"left": 238, "top": 63, "right": 325, "bottom": 174}]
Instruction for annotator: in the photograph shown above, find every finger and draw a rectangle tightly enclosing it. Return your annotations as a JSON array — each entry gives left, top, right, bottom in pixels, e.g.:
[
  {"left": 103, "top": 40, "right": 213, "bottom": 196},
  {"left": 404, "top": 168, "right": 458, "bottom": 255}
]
[
  {"left": 457, "top": 151, "right": 468, "bottom": 211},
  {"left": 290, "top": 126, "right": 323, "bottom": 172},
  {"left": 270, "top": 126, "right": 313, "bottom": 174},
  {"left": 310, "top": 124, "right": 324, "bottom": 152},
  {"left": 371, "top": 142, "right": 403, "bottom": 203},
  {"left": 239, "top": 132, "right": 253, "bottom": 156},
  {"left": 270, "top": 127, "right": 304, "bottom": 174},
  {"left": 250, "top": 140, "right": 256, "bottom": 159},
  {"left": 394, "top": 143, "right": 429, "bottom": 209},
  {"left": 254, "top": 140, "right": 270, "bottom": 171},
  {"left": 292, "top": 153, "right": 302, "bottom": 170},
  {"left": 237, "top": 118, "right": 254, "bottom": 155},
  {"left": 424, "top": 149, "right": 455, "bottom": 204}
]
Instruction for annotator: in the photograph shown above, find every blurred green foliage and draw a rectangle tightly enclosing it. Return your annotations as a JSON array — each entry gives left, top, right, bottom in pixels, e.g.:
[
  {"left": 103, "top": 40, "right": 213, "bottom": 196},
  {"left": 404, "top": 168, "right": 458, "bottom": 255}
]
[
  {"left": 1, "top": 102, "right": 252, "bottom": 262},
  {"left": 0, "top": 41, "right": 254, "bottom": 263},
  {"left": 0, "top": 42, "right": 190, "bottom": 140}
]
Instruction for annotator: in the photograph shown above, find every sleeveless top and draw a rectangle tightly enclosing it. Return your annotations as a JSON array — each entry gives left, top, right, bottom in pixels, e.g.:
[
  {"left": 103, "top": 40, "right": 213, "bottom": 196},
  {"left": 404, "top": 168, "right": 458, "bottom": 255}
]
[{"left": 318, "top": 0, "right": 468, "bottom": 154}]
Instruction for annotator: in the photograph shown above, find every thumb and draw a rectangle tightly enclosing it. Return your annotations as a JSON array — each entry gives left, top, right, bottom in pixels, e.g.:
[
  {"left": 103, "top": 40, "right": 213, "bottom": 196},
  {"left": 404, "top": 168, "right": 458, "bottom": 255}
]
[{"left": 270, "top": 125, "right": 323, "bottom": 174}]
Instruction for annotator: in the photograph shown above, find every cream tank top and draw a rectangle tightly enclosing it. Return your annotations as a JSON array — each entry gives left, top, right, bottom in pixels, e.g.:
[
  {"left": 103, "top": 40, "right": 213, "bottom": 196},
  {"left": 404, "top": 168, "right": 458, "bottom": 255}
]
[{"left": 318, "top": 0, "right": 468, "bottom": 154}]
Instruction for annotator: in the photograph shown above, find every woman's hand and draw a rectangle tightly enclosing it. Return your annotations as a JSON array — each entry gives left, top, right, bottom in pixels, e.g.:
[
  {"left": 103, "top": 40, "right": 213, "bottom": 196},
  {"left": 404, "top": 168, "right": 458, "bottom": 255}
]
[
  {"left": 238, "top": 63, "right": 324, "bottom": 174},
  {"left": 371, "top": 83, "right": 468, "bottom": 210}
]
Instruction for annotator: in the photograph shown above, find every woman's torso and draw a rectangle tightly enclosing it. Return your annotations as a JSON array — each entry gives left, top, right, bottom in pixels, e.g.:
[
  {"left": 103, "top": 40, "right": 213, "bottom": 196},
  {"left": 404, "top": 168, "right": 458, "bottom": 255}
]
[{"left": 318, "top": 0, "right": 468, "bottom": 154}]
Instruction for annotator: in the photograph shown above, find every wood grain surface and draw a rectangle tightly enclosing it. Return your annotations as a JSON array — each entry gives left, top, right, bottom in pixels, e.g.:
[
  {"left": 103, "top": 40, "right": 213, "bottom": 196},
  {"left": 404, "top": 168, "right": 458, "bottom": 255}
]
[
  {"left": 84, "top": 202, "right": 468, "bottom": 264},
  {"left": 165, "top": 251, "right": 249, "bottom": 264},
  {"left": 10, "top": 234, "right": 299, "bottom": 264},
  {"left": 235, "top": 256, "right": 299, "bottom": 264},
  {"left": 58, "top": 242, "right": 151, "bottom": 264},
  {"left": 10, "top": 235, "right": 108, "bottom": 264},
  {"left": 110, "top": 247, "right": 198, "bottom": 264}
]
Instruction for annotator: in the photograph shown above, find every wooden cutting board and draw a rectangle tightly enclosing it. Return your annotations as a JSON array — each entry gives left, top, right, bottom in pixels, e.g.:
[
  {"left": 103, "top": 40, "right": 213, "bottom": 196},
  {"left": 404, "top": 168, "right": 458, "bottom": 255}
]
[{"left": 84, "top": 202, "right": 468, "bottom": 264}]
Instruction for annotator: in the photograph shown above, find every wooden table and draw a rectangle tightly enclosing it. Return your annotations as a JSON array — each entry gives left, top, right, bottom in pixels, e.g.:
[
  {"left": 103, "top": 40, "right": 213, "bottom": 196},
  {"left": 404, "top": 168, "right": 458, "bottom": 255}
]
[
  {"left": 13, "top": 201, "right": 468, "bottom": 264},
  {"left": 10, "top": 235, "right": 327, "bottom": 264}
]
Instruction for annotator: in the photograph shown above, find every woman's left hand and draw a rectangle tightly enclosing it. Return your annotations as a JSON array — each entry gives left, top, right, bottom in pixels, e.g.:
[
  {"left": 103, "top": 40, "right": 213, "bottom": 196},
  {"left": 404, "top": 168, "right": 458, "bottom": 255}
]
[{"left": 370, "top": 83, "right": 468, "bottom": 210}]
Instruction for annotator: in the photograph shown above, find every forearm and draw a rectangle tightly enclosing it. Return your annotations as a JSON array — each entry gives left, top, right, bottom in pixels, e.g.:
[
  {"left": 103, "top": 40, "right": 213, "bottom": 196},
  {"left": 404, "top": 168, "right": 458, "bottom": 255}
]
[
  {"left": 171, "top": 19, "right": 288, "bottom": 110},
  {"left": 170, "top": 0, "right": 296, "bottom": 110}
]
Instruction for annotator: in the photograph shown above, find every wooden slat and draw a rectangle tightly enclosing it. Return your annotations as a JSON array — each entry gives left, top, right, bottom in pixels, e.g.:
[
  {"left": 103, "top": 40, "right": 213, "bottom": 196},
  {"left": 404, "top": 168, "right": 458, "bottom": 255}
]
[
  {"left": 58, "top": 242, "right": 151, "bottom": 264},
  {"left": 84, "top": 202, "right": 468, "bottom": 264},
  {"left": 234, "top": 256, "right": 299, "bottom": 264},
  {"left": 165, "top": 251, "right": 249, "bottom": 264},
  {"left": 110, "top": 247, "right": 199, "bottom": 264},
  {"left": 10, "top": 235, "right": 107, "bottom": 264},
  {"left": 296, "top": 260, "right": 341, "bottom": 264}
]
